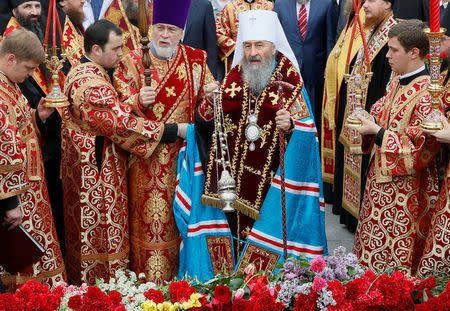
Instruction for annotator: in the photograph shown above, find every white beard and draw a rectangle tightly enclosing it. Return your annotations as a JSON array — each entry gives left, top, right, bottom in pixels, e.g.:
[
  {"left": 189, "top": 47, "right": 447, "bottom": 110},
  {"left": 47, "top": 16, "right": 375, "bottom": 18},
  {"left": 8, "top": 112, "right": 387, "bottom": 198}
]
[
  {"left": 241, "top": 54, "right": 275, "bottom": 96},
  {"left": 153, "top": 39, "right": 178, "bottom": 59}
]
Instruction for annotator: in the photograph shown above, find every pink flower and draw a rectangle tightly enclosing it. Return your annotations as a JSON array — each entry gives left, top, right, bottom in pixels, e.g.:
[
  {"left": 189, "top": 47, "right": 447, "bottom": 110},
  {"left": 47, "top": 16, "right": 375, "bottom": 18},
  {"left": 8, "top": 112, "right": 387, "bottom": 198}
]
[
  {"left": 268, "top": 287, "right": 277, "bottom": 297},
  {"left": 244, "top": 263, "right": 256, "bottom": 276},
  {"left": 234, "top": 288, "right": 245, "bottom": 300},
  {"left": 312, "top": 277, "right": 327, "bottom": 292},
  {"left": 310, "top": 257, "right": 326, "bottom": 273}
]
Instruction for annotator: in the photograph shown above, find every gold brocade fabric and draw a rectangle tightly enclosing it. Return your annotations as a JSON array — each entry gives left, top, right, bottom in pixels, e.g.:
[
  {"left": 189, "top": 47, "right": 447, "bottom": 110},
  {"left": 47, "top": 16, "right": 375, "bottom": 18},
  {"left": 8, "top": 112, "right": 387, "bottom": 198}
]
[
  {"left": 354, "top": 75, "right": 440, "bottom": 275},
  {"left": 114, "top": 45, "right": 214, "bottom": 285},
  {"left": 0, "top": 73, "right": 66, "bottom": 291},
  {"left": 61, "top": 61, "right": 163, "bottom": 285},
  {"left": 320, "top": 10, "right": 369, "bottom": 183},
  {"left": 340, "top": 14, "right": 397, "bottom": 218}
]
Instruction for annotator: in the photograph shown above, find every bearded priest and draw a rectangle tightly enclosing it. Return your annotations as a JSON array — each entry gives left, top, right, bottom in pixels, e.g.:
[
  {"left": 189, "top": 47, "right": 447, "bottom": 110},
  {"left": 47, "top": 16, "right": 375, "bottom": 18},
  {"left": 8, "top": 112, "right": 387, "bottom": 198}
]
[
  {"left": 198, "top": 10, "right": 327, "bottom": 272},
  {"left": 113, "top": 0, "right": 218, "bottom": 285}
]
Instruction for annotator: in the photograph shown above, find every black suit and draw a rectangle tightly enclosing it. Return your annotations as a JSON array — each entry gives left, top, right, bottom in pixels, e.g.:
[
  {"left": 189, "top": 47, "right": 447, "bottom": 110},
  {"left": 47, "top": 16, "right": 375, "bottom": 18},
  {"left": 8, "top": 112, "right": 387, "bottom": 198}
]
[
  {"left": 183, "top": 0, "right": 219, "bottom": 79},
  {"left": 393, "top": 0, "right": 427, "bottom": 21},
  {"left": 0, "top": 1, "right": 12, "bottom": 36}
]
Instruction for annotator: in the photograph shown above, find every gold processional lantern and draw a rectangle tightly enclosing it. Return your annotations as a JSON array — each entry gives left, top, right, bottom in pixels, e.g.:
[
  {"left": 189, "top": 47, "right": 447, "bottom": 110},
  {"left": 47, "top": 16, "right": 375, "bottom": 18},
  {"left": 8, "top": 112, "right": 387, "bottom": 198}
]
[{"left": 43, "top": 0, "right": 69, "bottom": 107}]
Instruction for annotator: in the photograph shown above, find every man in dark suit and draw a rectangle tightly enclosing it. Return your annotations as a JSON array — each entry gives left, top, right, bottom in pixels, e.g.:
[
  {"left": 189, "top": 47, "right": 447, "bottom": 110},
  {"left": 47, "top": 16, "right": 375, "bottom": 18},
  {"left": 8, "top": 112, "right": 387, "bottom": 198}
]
[
  {"left": 0, "top": 1, "right": 13, "bottom": 36},
  {"left": 393, "top": 0, "right": 427, "bottom": 20},
  {"left": 274, "top": 0, "right": 338, "bottom": 134},
  {"left": 183, "top": 0, "right": 219, "bottom": 79}
]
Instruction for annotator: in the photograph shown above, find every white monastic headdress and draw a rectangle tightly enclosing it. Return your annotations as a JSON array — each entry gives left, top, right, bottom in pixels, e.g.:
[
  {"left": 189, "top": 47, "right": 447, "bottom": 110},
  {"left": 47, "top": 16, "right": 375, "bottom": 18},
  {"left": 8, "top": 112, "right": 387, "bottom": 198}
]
[{"left": 231, "top": 10, "right": 299, "bottom": 72}]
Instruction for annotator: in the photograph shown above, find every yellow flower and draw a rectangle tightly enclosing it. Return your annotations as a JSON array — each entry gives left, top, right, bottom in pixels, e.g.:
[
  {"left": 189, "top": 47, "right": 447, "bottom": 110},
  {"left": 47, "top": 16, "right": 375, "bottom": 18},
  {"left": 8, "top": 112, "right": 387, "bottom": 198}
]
[{"left": 142, "top": 301, "right": 157, "bottom": 311}]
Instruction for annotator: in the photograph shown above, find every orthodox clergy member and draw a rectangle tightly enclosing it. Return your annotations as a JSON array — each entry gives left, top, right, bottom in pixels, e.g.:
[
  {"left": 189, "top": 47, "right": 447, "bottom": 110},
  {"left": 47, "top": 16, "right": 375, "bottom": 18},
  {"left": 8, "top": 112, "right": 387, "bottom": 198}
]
[
  {"left": 200, "top": 10, "right": 326, "bottom": 263},
  {"left": 3, "top": 0, "right": 67, "bottom": 254},
  {"left": 353, "top": 20, "right": 440, "bottom": 275},
  {"left": 216, "top": 0, "right": 273, "bottom": 74},
  {"left": 321, "top": 3, "right": 368, "bottom": 211},
  {"left": 339, "top": 0, "right": 396, "bottom": 230},
  {"left": 103, "top": 0, "right": 153, "bottom": 57},
  {"left": 0, "top": 29, "right": 66, "bottom": 290},
  {"left": 416, "top": 115, "right": 450, "bottom": 278},
  {"left": 61, "top": 19, "right": 167, "bottom": 285},
  {"left": 416, "top": 28, "right": 450, "bottom": 277},
  {"left": 114, "top": 0, "right": 218, "bottom": 285}
]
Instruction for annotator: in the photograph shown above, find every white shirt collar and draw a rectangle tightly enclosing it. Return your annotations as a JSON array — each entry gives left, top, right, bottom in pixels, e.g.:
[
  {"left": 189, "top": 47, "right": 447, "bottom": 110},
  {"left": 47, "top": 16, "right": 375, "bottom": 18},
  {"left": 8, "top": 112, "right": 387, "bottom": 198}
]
[{"left": 399, "top": 65, "right": 425, "bottom": 80}]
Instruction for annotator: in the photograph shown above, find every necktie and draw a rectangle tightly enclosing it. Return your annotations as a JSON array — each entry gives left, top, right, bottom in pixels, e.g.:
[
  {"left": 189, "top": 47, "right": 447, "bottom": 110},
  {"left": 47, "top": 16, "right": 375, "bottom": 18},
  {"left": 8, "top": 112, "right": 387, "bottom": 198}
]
[
  {"left": 91, "top": 0, "right": 103, "bottom": 21},
  {"left": 298, "top": 4, "right": 307, "bottom": 40}
]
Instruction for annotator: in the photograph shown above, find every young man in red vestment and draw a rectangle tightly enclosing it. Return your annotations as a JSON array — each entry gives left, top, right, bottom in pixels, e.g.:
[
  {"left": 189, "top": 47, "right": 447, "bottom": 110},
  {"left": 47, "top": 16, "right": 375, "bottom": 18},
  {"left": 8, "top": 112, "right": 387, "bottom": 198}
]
[
  {"left": 0, "top": 29, "right": 66, "bottom": 291},
  {"left": 61, "top": 19, "right": 167, "bottom": 285},
  {"left": 114, "top": 0, "right": 218, "bottom": 285},
  {"left": 353, "top": 20, "right": 441, "bottom": 275}
]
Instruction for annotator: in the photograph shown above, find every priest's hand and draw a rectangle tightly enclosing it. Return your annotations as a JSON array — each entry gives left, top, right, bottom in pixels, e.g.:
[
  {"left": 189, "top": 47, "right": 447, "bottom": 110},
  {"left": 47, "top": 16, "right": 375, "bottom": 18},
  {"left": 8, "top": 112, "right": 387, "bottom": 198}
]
[
  {"left": 177, "top": 123, "right": 188, "bottom": 139},
  {"left": 3, "top": 206, "right": 23, "bottom": 231},
  {"left": 356, "top": 114, "right": 381, "bottom": 135},
  {"left": 431, "top": 115, "right": 450, "bottom": 144},
  {"left": 139, "top": 86, "right": 156, "bottom": 109},
  {"left": 275, "top": 109, "right": 292, "bottom": 131},
  {"left": 37, "top": 98, "right": 55, "bottom": 121},
  {"left": 204, "top": 82, "right": 220, "bottom": 103}
]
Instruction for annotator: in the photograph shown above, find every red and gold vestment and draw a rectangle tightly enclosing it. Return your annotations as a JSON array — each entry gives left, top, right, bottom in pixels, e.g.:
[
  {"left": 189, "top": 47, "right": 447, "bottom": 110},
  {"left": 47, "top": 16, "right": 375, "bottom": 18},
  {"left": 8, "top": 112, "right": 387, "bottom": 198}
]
[
  {"left": 114, "top": 44, "right": 215, "bottom": 285},
  {"left": 321, "top": 10, "right": 368, "bottom": 184},
  {"left": 216, "top": 0, "right": 273, "bottom": 73},
  {"left": 0, "top": 73, "right": 66, "bottom": 291},
  {"left": 103, "top": 0, "right": 153, "bottom": 57},
  {"left": 416, "top": 83, "right": 450, "bottom": 278},
  {"left": 340, "top": 13, "right": 396, "bottom": 218},
  {"left": 353, "top": 74, "right": 440, "bottom": 275},
  {"left": 61, "top": 61, "right": 163, "bottom": 285}
]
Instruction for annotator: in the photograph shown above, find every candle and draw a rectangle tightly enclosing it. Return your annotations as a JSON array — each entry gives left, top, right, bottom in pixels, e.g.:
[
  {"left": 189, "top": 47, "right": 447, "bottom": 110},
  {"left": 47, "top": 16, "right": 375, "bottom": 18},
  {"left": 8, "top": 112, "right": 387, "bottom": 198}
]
[
  {"left": 44, "top": 0, "right": 52, "bottom": 46},
  {"left": 52, "top": 0, "right": 56, "bottom": 48},
  {"left": 430, "top": 0, "right": 440, "bottom": 32}
]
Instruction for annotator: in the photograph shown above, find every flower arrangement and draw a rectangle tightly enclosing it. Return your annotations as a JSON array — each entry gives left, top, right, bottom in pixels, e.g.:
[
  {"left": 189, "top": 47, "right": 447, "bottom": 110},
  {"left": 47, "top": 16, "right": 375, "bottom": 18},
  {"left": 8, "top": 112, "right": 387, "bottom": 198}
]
[{"left": 1, "top": 248, "right": 449, "bottom": 311}]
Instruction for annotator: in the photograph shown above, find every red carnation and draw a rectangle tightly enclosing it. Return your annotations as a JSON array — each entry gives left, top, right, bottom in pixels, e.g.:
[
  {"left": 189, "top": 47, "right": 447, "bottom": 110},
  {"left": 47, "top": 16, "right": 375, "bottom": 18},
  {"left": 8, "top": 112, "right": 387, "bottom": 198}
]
[
  {"left": 108, "top": 290, "right": 123, "bottom": 306},
  {"left": 214, "top": 285, "right": 232, "bottom": 304},
  {"left": 231, "top": 298, "right": 249, "bottom": 311},
  {"left": 68, "top": 295, "right": 83, "bottom": 310},
  {"left": 168, "top": 280, "right": 190, "bottom": 302},
  {"left": 177, "top": 286, "right": 196, "bottom": 303},
  {"left": 144, "top": 289, "right": 165, "bottom": 304}
]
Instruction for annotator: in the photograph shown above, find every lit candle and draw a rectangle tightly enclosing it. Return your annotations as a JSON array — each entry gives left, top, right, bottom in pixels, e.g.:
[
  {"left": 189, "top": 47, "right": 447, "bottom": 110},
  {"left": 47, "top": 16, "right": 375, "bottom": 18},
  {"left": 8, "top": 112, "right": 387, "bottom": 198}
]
[{"left": 430, "top": 0, "right": 440, "bottom": 32}]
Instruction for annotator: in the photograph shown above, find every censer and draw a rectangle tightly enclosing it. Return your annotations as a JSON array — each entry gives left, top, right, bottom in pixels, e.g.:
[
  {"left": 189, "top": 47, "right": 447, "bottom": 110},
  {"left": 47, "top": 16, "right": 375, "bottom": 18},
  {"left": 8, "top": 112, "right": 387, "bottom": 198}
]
[{"left": 212, "top": 89, "right": 237, "bottom": 212}]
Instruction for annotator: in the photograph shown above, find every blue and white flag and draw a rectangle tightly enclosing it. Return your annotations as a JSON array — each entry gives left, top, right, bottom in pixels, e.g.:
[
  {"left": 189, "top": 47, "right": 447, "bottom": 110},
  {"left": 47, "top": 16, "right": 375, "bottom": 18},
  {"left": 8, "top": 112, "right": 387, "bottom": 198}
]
[{"left": 173, "top": 124, "right": 232, "bottom": 282}]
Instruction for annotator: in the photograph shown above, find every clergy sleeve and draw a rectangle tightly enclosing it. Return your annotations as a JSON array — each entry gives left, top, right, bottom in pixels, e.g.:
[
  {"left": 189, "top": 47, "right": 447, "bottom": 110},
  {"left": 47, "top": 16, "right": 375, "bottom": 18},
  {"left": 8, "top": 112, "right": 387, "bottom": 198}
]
[
  {"left": 0, "top": 195, "right": 18, "bottom": 212},
  {"left": 375, "top": 127, "right": 385, "bottom": 146},
  {"left": 0, "top": 99, "right": 29, "bottom": 199},
  {"left": 160, "top": 124, "right": 178, "bottom": 143},
  {"left": 379, "top": 96, "right": 440, "bottom": 176},
  {"left": 76, "top": 82, "right": 163, "bottom": 159},
  {"left": 216, "top": 7, "right": 236, "bottom": 61}
]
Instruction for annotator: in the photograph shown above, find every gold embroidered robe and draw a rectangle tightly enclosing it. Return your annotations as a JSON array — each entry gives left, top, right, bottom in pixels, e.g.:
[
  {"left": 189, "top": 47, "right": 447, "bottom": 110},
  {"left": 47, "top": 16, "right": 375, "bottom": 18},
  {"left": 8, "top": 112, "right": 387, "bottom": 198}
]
[
  {"left": 114, "top": 44, "right": 215, "bottom": 285},
  {"left": 416, "top": 83, "right": 450, "bottom": 278},
  {"left": 340, "top": 14, "right": 397, "bottom": 218},
  {"left": 103, "top": 0, "right": 153, "bottom": 57},
  {"left": 353, "top": 74, "right": 440, "bottom": 275},
  {"left": 321, "top": 10, "right": 368, "bottom": 183},
  {"left": 216, "top": 0, "right": 273, "bottom": 73},
  {"left": 0, "top": 73, "right": 66, "bottom": 291},
  {"left": 61, "top": 61, "right": 163, "bottom": 285}
]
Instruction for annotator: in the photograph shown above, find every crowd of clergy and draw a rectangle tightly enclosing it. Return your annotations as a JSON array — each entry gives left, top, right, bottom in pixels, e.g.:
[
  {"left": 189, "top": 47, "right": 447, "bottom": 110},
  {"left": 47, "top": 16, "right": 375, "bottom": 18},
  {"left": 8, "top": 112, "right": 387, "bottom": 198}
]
[{"left": 0, "top": 0, "right": 449, "bottom": 293}]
